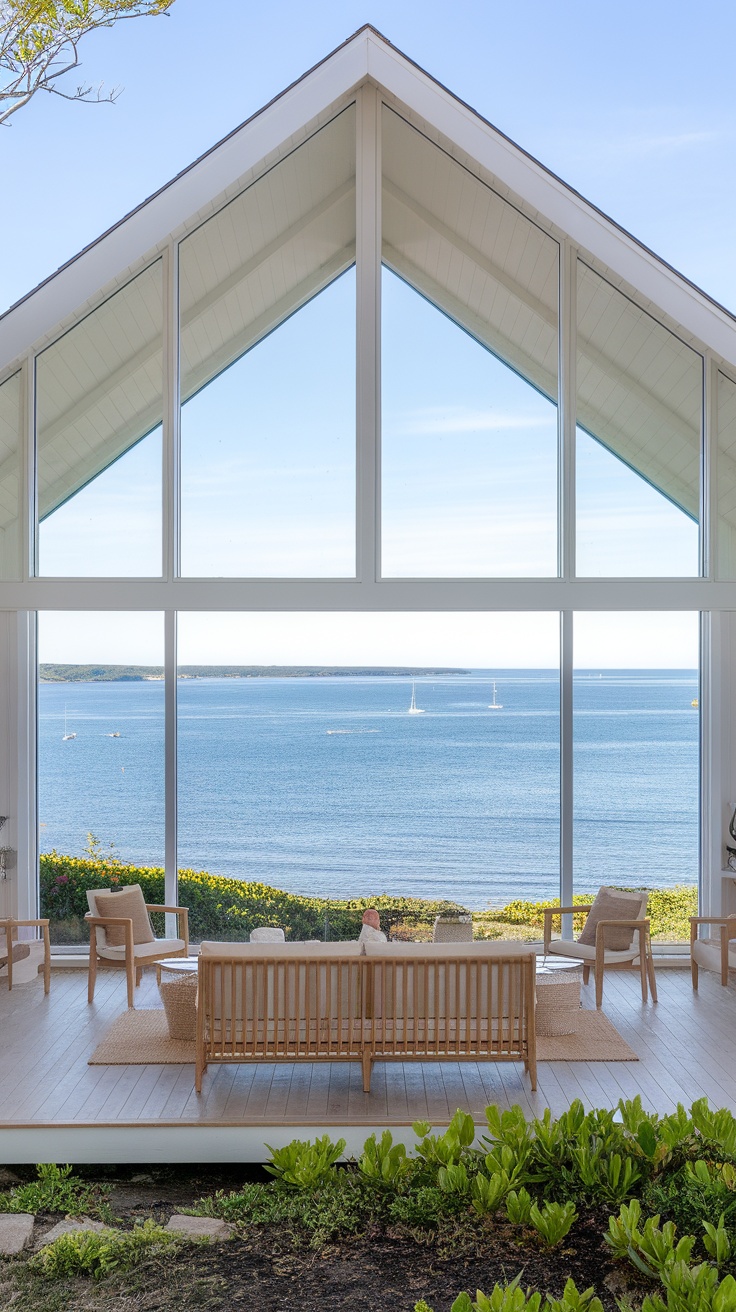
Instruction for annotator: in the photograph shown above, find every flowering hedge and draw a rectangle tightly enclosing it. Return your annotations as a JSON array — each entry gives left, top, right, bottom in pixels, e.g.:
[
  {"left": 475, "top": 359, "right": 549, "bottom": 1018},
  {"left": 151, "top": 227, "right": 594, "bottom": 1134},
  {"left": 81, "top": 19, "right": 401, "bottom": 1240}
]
[
  {"left": 40, "top": 853, "right": 698, "bottom": 944},
  {"left": 39, "top": 853, "right": 466, "bottom": 943}
]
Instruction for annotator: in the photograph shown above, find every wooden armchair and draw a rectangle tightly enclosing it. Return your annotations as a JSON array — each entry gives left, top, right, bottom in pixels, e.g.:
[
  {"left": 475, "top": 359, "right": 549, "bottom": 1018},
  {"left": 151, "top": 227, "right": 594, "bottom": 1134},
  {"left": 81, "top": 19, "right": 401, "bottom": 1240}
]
[
  {"left": 86, "top": 885, "right": 189, "bottom": 1008},
  {"left": 0, "top": 918, "right": 50, "bottom": 993},
  {"left": 543, "top": 887, "right": 657, "bottom": 1008},
  {"left": 690, "top": 916, "right": 736, "bottom": 988}
]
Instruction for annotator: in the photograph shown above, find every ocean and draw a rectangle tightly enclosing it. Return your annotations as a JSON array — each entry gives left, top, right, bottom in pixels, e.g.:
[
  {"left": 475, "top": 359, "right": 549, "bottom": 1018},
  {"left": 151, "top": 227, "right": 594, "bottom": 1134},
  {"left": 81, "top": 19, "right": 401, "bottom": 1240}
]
[{"left": 37, "top": 671, "right": 699, "bottom": 908}]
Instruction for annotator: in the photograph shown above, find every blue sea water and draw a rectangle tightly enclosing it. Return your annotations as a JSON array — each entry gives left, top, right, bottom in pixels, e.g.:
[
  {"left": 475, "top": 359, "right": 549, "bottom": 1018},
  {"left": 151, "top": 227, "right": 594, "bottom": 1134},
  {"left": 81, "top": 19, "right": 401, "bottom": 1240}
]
[{"left": 37, "top": 671, "right": 699, "bottom": 908}]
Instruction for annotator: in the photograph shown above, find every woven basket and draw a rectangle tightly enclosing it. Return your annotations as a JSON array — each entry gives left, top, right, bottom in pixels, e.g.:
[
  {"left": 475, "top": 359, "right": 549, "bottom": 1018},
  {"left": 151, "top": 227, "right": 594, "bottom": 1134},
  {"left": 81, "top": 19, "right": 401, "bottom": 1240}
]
[
  {"left": 159, "top": 972, "right": 198, "bottom": 1040},
  {"left": 535, "top": 968, "right": 582, "bottom": 1036}
]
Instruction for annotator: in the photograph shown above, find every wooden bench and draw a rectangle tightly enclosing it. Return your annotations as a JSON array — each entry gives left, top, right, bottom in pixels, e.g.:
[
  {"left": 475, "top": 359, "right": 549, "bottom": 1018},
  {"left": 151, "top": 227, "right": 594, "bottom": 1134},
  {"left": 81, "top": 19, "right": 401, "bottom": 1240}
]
[{"left": 195, "top": 940, "right": 536, "bottom": 1093}]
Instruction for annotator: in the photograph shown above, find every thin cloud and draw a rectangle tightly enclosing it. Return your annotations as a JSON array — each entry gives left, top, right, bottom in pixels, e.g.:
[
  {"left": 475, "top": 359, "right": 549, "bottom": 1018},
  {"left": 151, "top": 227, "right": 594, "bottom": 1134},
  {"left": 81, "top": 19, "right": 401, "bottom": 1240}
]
[{"left": 393, "top": 407, "right": 555, "bottom": 436}]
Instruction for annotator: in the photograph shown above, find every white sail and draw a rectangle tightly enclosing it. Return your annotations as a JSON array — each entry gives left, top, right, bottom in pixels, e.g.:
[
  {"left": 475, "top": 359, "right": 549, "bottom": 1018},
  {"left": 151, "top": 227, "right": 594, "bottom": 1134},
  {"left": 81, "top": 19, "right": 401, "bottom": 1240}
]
[{"left": 408, "top": 681, "right": 425, "bottom": 714}]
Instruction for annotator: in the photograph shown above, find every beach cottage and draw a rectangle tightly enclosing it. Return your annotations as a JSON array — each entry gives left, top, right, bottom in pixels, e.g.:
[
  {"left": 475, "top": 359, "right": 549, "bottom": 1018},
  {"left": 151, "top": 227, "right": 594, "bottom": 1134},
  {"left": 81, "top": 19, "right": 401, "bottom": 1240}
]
[{"left": 0, "top": 27, "right": 735, "bottom": 1163}]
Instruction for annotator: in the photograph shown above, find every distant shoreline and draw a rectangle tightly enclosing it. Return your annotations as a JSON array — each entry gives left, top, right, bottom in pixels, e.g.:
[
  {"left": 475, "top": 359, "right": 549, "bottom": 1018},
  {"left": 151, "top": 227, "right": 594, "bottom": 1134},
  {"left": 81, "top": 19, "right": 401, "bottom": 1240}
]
[{"left": 39, "top": 664, "right": 471, "bottom": 683}]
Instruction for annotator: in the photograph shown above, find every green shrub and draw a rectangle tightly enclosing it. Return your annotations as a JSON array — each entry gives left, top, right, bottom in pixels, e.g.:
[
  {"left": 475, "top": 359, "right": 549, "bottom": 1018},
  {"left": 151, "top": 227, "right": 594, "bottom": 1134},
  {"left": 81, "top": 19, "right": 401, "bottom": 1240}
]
[
  {"left": 449, "top": 1278, "right": 604, "bottom": 1312},
  {"left": 31, "top": 1220, "right": 177, "bottom": 1281},
  {"left": 528, "top": 1200, "right": 577, "bottom": 1247},
  {"left": 413, "top": 1110, "right": 477, "bottom": 1172},
  {"left": 0, "top": 1164, "right": 108, "bottom": 1217},
  {"left": 359, "top": 1130, "right": 413, "bottom": 1190},
  {"left": 264, "top": 1134, "right": 346, "bottom": 1189}
]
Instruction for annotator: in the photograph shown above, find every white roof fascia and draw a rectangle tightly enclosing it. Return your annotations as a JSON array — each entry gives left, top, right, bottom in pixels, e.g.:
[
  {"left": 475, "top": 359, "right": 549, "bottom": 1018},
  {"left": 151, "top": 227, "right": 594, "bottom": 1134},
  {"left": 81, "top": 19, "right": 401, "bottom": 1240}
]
[
  {"left": 365, "top": 34, "right": 736, "bottom": 369},
  {"left": 0, "top": 36, "right": 369, "bottom": 373}
]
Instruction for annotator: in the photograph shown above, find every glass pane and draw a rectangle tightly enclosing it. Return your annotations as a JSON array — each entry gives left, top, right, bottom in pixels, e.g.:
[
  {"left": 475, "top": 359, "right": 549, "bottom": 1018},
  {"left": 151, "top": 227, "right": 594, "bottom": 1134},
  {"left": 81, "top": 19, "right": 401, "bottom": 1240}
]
[
  {"left": 573, "top": 612, "right": 699, "bottom": 944},
  {"left": 38, "top": 613, "right": 165, "bottom": 945},
  {"left": 36, "top": 262, "right": 163, "bottom": 577},
  {"left": 576, "top": 262, "right": 701, "bottom": 577},
  {"left": 0, "top": 371, "right": 21, "bottom": 580},
  {"left": 180, "top": 107, "right": 356, "bottom": 577},
  {"left": 717, "top": 372, "right": 736, "bottom": 577},
  {"left": 381, "top": 107, "right": 558, "bottom": 578},
  {"left": 177, "top": 612, "right": 560, "bottom": 943}
]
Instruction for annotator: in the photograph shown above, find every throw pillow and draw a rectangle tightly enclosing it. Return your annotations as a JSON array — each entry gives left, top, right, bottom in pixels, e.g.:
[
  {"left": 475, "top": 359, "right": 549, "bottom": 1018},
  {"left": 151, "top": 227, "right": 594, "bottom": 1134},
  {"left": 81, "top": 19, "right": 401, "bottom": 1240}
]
[
  {"left": 94, "top": 886, "right": 155, "bottom": 947},
  {"left": 578, "top": 888, "right": 645, "bottom": 951}
]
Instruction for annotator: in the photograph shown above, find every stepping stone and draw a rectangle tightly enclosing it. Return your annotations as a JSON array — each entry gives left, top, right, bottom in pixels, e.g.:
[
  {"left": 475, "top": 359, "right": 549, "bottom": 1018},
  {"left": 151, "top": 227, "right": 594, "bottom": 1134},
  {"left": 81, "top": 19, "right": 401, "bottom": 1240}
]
[
  {"left": 165, "top": 1214, "right": 232, "bottom": 1241},
  {"left": 35, "top": 1217, "right": 108, "bottom": 1249},
  {"left": 0, "top": 1214, "right": 34, "bottom": 1256}
]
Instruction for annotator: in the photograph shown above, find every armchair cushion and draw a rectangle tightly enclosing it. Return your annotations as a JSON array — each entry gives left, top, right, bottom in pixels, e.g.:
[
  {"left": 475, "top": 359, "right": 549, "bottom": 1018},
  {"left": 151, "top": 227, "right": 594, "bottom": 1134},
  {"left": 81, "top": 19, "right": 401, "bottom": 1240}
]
[
  {"left": 578, "top": 887, "right": 646, "bottom": 951},
  {"left": 98, "top": 937, "right": 186, "bottom": 962},
  {"left": 92, "top": 886, "right": 155, "bottom": 948}
]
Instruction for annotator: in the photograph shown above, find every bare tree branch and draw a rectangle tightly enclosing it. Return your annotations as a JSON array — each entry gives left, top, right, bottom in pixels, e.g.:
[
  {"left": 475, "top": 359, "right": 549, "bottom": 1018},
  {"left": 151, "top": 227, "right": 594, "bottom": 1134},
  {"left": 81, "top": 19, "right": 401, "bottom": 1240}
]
[{"left": 0, "top": 0, "right": 175, "bottom": 126}]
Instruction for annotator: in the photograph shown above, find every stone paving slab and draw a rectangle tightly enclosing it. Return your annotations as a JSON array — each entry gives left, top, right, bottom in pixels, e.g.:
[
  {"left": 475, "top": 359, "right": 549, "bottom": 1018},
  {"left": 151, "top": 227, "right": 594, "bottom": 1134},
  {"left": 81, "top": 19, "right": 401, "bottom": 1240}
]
[
  {"left": 35, "top": 1217, "right": 108, "bottom": 1249},
  {"left": 0, "top": 1214, "right": 34, "bottom": 1256},
  {"left": 165, "top": 1214, "right": 232, "bottom": 1240}
]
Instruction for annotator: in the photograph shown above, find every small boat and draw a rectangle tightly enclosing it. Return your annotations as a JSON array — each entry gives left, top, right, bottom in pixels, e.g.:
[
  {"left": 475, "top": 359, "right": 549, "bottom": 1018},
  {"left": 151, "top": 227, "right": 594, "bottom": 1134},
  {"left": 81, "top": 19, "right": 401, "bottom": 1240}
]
[
  {"left": 408, "top": 682, "right": 425, "bottom": 714},
  {"left": 106, "top": 732, "right": 121, "bottom": 738},
  {"left": 488, "top": 681, "right": 503, "bottom": 710},
  {"left": 691, "top": 698, "right": 699, "bottom": 709},
  {"left": 62, "top": 707, "right": 76, "bottom": 741}
]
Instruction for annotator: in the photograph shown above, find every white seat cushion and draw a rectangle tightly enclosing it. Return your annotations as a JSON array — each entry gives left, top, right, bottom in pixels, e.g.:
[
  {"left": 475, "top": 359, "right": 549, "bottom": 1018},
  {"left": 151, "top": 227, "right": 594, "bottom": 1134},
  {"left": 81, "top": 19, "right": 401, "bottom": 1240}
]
[
  {"left": 546, "top": 938, "right": 639, "bottom": 964},
  {"left": 249, "top": 927, "right": 286, "bottom": 943},
  {"left": 692, "top": 938, "right": 736, "bottom": 972},
  {"left": 97, "top": 937, "right": 186, "bottom": 961}
]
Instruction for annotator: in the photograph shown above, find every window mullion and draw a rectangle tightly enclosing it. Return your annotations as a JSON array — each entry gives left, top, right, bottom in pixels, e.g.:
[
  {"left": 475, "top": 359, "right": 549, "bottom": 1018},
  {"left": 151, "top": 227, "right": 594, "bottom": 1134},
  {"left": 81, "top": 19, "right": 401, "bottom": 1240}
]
[{"left": 355, "top": 84, "right": 381, "bottom": 583}]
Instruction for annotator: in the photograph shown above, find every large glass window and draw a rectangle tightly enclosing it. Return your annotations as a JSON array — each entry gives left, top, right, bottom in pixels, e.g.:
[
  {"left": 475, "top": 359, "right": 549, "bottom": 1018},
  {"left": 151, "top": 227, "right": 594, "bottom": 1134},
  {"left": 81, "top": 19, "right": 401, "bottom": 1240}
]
[
  {"left": 177, "top": 612, "right": 560, "bottom": 941},
  {"left": 38, "top": 612, "right": 165, "bottom": 944},
  {"left": 576, "top": 263, "right": 701, "bottom": 577},
  {"left": 0, "top": 371, "right": 21, "bottom": 580},
  {"left": 381, "top": 107, "right": 559, "bottom": 578},
  {"left": 36, "top": 263, "right": 163, "bottom": 577},
  {"left": 179, "top": 107, "right": 356, "bottom": 578},
  {"left": 716, "top": 372, "right": 736, "bottom": 577},
  {"left": 573, "top": 612, "right": 699, "bottom": 943}
]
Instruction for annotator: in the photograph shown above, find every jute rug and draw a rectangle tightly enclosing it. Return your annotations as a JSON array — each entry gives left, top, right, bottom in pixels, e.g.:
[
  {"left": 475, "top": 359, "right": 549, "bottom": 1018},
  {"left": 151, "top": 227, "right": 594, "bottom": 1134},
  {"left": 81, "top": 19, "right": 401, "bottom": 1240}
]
[
  {"left": 89, "top": 1007, "right": 637, "bottom": 1066},
  {"left": 536, "top": 1009, "right": 638, "bottom": 1061},
  {"left": 89, "top": 1010, "right": 195, "bottom": 1065}
]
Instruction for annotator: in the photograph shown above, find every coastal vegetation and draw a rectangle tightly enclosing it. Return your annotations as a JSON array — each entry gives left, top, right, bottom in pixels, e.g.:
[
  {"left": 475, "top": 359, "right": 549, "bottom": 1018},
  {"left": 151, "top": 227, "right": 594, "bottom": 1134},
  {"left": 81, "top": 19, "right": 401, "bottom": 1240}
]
[
  {"left": 4, "top": 1097, "right": 736, "bottom": 1310},
  {"left": 39, "top": 852, "right": 697, "bottom": 943},
  {"left": 39, "top": 664, "right": 469, "bottom": 681}
]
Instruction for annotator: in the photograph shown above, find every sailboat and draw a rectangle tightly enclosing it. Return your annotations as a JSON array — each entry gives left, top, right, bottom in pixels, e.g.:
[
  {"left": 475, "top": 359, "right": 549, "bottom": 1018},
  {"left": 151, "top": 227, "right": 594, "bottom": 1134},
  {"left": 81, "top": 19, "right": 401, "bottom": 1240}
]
[
  {"left": 62, "top": 707, "right": 76, "bottom": 740},
  {"left": 408, "top": 682, "right": 425, "bottom": 714},
  {"left": 488, "top": 681, "right": 503, "bottom": 710}
]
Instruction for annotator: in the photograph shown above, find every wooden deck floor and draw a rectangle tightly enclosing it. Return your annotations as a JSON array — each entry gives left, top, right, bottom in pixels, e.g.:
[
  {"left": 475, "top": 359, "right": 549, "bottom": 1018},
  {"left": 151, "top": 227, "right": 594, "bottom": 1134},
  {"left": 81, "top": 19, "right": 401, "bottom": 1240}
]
[{"left": 2, "top": 964, "right": 735, "bottom": 1126}]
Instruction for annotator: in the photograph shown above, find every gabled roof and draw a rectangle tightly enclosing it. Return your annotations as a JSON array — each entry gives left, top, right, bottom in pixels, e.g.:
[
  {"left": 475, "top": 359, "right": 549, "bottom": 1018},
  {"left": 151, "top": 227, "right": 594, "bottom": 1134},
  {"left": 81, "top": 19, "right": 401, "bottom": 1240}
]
[
  {"left": 1, "top": 23, "right": 734, "bottom": 371},
  {"left": 0, "top": 25, "right": 734, "bottom": 544}
]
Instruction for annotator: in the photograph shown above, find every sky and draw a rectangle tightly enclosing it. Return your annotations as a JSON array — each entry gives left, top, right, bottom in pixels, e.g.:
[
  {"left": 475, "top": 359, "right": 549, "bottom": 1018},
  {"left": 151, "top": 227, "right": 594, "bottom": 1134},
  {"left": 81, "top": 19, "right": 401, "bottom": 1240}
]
[{"left": 4, "top": 0, "right": 730, "bottom": 668}]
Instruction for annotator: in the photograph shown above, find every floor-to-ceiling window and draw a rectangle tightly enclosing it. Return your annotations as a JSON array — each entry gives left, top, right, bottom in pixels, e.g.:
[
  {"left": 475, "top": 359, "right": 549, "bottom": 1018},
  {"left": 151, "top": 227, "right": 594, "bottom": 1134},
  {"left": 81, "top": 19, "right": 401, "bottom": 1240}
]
[
  {"left": 37, "top": 612, "right": 165, "bottom": 944},
  {"left": 176, "top": 612, "right": 561, "bottom": 941},
  {"left": 573, "top": 613, "right": 699, "bottom": 943},
  {"left": 21, "top": 90, "right": 715, "bottom": 950}
]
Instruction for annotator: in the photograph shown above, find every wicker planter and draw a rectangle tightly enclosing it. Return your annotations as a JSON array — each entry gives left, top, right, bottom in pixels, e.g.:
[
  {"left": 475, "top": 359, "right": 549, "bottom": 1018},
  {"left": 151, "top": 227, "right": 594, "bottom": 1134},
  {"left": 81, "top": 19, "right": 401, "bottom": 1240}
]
[
  {"left": 159, "top": 972, "right": 198, "bottom": 1040},
  {"left": 535, "top": 967, "right": 582, "bottom": 1036}
]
